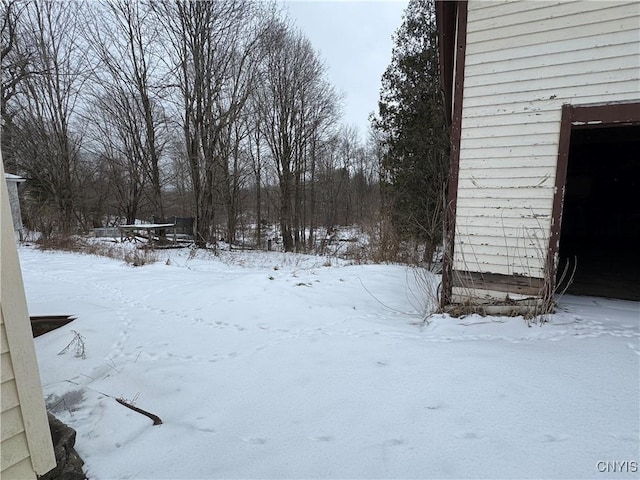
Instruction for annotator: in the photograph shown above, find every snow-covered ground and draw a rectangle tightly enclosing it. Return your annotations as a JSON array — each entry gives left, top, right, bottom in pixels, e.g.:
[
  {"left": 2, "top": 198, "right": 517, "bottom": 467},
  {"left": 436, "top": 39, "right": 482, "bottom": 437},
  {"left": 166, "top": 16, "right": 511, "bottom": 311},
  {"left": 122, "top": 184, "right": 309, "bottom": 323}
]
[{"left": 20, "top": 245, "right": 639, "bottom": 479}]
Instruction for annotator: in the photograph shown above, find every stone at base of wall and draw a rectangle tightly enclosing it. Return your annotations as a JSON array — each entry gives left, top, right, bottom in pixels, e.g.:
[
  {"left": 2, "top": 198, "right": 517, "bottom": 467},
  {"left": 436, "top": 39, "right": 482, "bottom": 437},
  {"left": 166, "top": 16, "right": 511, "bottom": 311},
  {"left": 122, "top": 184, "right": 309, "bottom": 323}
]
[{"left": 41, "top": 413, "right": 86, "bottom": 480}]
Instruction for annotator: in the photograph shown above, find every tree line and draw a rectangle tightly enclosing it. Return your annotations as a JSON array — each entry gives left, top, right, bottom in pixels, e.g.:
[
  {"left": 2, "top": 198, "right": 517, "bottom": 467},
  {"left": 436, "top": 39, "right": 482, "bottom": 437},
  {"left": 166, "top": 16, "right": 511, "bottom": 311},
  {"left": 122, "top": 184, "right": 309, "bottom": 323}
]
[{"left": 2, "top": 0, "right": 447, "bottom": 259}]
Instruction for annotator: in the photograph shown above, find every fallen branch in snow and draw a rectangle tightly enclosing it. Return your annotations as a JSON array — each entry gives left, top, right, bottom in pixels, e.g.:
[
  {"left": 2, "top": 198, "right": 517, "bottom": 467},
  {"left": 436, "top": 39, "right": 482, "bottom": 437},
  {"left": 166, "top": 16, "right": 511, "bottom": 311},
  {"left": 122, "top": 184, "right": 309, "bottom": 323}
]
[
  {"left": 65, "top": 379, "right": 162, "bottom": 426},
  {"left": 116, "top": 398, "right": 163, "bottom": 426}
]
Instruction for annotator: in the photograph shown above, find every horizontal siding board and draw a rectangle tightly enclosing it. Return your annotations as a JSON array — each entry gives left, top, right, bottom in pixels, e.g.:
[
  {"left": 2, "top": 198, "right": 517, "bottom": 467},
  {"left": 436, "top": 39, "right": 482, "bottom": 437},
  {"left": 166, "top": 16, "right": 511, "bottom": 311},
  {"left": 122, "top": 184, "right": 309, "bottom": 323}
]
[
  {"left": 467, "top": 5, "right": 637, "bottom": 46},
  {"left": 452, "top": 264, "right": 545, "bottom": 278},
  {"left": 456, "top": 235, "right": 547, "bottom": 250},
  {"left": 456, "top": 206, "right": 552, "bottom": 220},
  {"left": 456, "top": 242, "right": 546, "bottom": 259},
  {"left": 459, "top": 167, "right": 555, "bottom": 180},
  {"left": 465, "top": 28, "right": 638, "bottom": 67},
  {"left": 470, "top": 2, "right": 631, "bottom": 35},
  {"left": 468, "top": 1, "right": 564, "bottom": 21},
  {"left": 456, "top": 214, "right": 551, "bottom": 228},
  {"left": 456, "top": 187, "right": 555, "bottom": 200},
  {"left": 452, "top": 271, "right": 545, "bottom": 298},
  {"left": 452, "top": 263, "right": 545, "bottom": 278},
  {"left": 453, "top": 251, "right": 545, "bottom": 272},
  {"left": 459, "top": 173, "right": 555, "bottom": 187},
  {"left": 0, "top": 431, "right": 30, "bottom": 473},
  {"left": 462, "top": 112, "right": 558, "bottom": 128},
  {"left": 458, "top": 144, "right": 561, "bottom": 159},
  {"left": 1, "top": 379, "right": 20, "bottom": 412},
  {"left": 460, "top": 121, "right": 561, "bottom": 139},
  {"left": 1, "top": 351, "right": 15, "bottom": 383},
  {"left": 1, "top": 456, "right": 36, "bottom": 480},
  {"left": 1, "top": 323, "right": 8, "bottom": 354},
  {"left": 456, "top": 224, "right": 551, "bottom": 239},
  {"left": 466, "top": 57, "right": 639, "bottom": 91},
  {"left": 465, "top": 38, "right": 637, "bottom": 77},
  {"left": 458, "top": 176, "right": 554, "bottom": 189},
  {"left": 459, "top": 135, "right": 560, "bottom": 150},
  {"left": 464, "top": 67, "right": 639, "bottom": 97},
  {"left": 463, "top": 88, "right": 640, "bottom": 110},
  {"left": 1, "top": 406, "right": 25, "bottom": 442},
  {"left": 460, "top": 155, "right": 558, "bottom": 168},
  {"left": 457, "top": 196, "right": 552, "bottom": 210}
]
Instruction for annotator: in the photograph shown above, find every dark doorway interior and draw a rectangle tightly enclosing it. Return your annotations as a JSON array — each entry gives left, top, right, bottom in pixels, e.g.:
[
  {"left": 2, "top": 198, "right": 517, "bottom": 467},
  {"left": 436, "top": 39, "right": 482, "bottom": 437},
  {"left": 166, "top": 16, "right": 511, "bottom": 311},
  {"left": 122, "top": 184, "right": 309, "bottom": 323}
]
[{"left": 557, "top": 125, "right": 640, "bottom": 300}]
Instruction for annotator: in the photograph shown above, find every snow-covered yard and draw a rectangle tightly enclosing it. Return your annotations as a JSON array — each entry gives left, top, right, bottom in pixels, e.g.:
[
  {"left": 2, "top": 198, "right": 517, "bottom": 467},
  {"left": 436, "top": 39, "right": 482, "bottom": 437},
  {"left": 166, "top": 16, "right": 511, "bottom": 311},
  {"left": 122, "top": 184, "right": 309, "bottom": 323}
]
[{"left": 20, "top": 245, "right": 639, "bottom": 479}]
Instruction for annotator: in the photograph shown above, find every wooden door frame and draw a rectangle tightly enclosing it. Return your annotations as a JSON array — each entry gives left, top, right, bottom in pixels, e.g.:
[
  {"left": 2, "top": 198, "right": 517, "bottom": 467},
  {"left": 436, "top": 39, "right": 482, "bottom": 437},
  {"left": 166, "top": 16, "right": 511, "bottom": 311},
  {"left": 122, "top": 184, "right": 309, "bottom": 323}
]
[{"left": 548, "top": 101, "right": 640, "bottom": 293}]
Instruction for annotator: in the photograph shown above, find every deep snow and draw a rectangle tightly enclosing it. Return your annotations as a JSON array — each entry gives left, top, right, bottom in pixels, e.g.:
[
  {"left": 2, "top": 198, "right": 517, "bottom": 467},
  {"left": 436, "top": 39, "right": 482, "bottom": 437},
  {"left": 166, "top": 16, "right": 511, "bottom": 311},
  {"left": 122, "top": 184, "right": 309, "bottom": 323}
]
[{"left": 19, "top": 245, "right": 639, "bottom": 479}]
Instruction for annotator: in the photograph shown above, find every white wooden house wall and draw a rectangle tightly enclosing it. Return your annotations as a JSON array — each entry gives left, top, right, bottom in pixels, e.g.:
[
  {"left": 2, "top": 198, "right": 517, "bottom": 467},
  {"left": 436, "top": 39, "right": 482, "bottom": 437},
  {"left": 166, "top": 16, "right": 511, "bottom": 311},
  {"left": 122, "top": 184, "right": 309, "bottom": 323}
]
[
  {"left": 453, "top": 0, "right": 640, "bottom": 300},
  {"left": 1, "top": 159, "right": 56, "bottom": 478}
]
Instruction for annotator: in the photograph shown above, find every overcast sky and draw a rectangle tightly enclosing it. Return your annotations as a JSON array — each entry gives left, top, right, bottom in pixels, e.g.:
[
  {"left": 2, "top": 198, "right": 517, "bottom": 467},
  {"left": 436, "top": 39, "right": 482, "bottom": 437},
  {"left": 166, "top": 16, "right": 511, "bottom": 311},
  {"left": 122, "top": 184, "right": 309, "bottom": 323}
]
[{"left": 282, "top": 0, "right": 409, "bottom": 139}]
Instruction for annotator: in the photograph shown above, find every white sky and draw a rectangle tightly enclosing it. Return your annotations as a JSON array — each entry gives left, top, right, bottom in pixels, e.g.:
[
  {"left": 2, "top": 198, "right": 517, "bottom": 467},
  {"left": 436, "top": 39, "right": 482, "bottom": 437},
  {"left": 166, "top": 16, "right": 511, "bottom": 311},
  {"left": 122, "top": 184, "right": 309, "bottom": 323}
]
[{"left": 282, "top": 0, "right": 409, "bottom": 138}]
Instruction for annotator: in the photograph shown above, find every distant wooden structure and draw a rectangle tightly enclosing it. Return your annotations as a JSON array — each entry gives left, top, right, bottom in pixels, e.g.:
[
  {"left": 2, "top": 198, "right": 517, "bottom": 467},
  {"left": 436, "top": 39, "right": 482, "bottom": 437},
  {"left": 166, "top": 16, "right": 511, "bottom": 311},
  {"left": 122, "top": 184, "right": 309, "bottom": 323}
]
[
  {"left": 119, "top": 223, "right": 176, "bottom": 244},
  {"left": 119, "top": 217, "right": 194, "bottom": 247}
]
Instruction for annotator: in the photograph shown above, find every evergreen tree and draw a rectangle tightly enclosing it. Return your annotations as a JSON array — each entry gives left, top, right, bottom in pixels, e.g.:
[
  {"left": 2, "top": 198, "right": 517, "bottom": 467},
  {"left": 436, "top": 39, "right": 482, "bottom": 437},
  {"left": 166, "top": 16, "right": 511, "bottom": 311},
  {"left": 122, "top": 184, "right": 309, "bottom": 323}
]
[{"left": 372, "top": 0, "right": 449, "bottom": 265}]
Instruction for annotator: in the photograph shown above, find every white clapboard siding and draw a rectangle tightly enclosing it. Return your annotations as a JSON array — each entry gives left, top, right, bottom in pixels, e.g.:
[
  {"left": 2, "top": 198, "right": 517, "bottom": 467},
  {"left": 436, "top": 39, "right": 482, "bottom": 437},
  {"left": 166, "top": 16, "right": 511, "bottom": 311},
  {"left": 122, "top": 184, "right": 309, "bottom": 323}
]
[
  {"left": 0, "top": 433, "right": 31, "bottom": 475},
  {"left": 457, "top": 234, "right": 546, "bottom": 250},
  {"left": 454, "top": 0, "right": 640, "bottom": 281},
  {"left": 469, "top": 0, "right": 564, "bottom": 21},
  {"left": 1, "top": 456, "right": 36, "bottom": 480},
  {"left": 457, "top": 196, "right": 552, "bottom": 210},
  {"left": 456, "top": 206, "right": 552, "bottom": 221},
  {"left": 453, "top": 254, "right": 546, "bottom": 278},
  {"left": 457, "top": 224, "right": 550, "bottom": 239},
  {"left": 457, "top": 186, "right": 556, "bottom": 200},
  {"left": 468, "top": 3, "right": 636, "bottom": 48},
  {"left": 459, "top": 156, "right": 559, "bottom": 170},
  {"left": 467, "top": 37, "right": 640, "bottom": 76},
  {"left": 461, "top": 120, "right": 561, "bottom": 139},
  {"left": 1, "top": 158, "right": 55, "bottom": 478},
  {"left": 1, "top": 350, "right": 15, "bottom": 384},
  {"left": 463, "top": 87, "right": 640, "bottom": 110},
  {"left": 465, "top": 68, "right": 639, "bottom": 97},
  {"left": 1, "top": 406, "right": 26, "bottom": 443}
]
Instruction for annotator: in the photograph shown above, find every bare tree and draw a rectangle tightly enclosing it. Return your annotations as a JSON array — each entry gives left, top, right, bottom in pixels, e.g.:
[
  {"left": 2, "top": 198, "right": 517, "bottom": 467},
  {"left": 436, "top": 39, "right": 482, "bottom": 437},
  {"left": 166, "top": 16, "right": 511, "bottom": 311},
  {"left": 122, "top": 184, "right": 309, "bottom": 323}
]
[
  {"left": 86, "top": 0, "right": 168, "bottom": 222},
  {"left": 12, "top": 0, "right": 89, "bottom": 234},
  {"left": 1, "top": 0, "right": 32, "bottom": 172},
  {"left": 255, "top": 21, "right": 338, "bottom": 251},
  {"left": 153, "top": 0, "right": 266, "bottom": 247}
]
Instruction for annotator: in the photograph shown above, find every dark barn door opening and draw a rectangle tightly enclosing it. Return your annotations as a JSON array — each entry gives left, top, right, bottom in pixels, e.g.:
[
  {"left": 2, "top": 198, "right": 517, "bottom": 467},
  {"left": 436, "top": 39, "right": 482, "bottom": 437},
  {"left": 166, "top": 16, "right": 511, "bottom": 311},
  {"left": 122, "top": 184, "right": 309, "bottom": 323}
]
[{"left": 557, "top": 124, "right": 640, "bottom": 300}]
